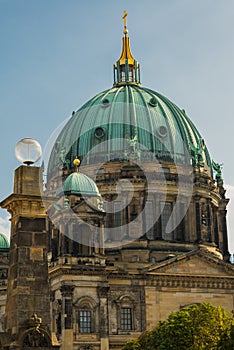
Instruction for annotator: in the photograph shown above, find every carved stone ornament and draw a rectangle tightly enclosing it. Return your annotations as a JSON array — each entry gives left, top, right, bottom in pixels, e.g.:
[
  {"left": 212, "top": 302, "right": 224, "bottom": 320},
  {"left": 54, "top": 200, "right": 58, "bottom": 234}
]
[
  {"left": 97, "top": 286, "right": 110, "bottom": 298},
  {"left": 60, "top": 285, "right": 74, "bottom": 297},
  {"left": 79, "top": 345, "right": 94, "bottom": 350},
  {"left": 28, "top": 313, "right": 42, "bottom": 329},
  {"left": 21, "top": 314, "right": 51, "bottom": 348},
  {"left": 22, "top": 329, "right": 49, "bottom": 348}
]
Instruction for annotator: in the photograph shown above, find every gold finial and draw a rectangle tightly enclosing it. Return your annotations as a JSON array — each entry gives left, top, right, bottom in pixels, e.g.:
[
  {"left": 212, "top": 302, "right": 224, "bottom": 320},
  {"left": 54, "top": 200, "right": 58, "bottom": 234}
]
[
  {"left": 123, "top": 10, "right": 128, "bottom": 35},
  {"left": 118, "top": 11, "right": 134, "bottom": 66},
  {"left": 114, "top": 11, "right": 141, "bottom": 86},
  {"left": 73, "top": 156, "right": 80, "bottom": 171}
]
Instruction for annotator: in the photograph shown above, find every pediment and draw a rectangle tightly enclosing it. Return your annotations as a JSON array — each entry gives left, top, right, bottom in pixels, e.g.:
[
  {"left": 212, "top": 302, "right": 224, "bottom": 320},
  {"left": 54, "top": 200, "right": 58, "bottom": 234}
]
[{"left": 147, "top": 251, "right": 234, "bottom": 277}]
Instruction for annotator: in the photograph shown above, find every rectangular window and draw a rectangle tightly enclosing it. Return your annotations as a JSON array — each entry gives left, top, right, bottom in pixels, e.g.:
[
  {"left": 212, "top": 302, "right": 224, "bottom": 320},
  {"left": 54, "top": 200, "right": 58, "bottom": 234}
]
[
  {"left": 145, "top": 200, "right": 154, "bottom": 240},
  {"left": 114, "top": 201, "right": 122, "bottom": 228},
  {"left": 79, "top": 310, "right": 91, "bottom": 333},
  {"left": 162, "top": 167, "right": 170, "bottom": 173},
  {"left": 160, "top": 201, "right": 173, "bottom": 241},
  {"left": 113, "top": 201, "right": 123, "bottom": 241},
  {"left": 177, "top": 203, "right": 185, "bottom": 241},
  {"left": 121, "top": 308, "right": 132, "bottom": 331},
  {"left": 72, "top": 223, "right": 79, "bottom": 255}
]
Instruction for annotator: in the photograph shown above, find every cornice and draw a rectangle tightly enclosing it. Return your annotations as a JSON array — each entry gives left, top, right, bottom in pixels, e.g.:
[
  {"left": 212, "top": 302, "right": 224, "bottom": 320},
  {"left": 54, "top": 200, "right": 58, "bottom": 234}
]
[{"left": 48, "top": 265, "right": 234, "bottom": 291}]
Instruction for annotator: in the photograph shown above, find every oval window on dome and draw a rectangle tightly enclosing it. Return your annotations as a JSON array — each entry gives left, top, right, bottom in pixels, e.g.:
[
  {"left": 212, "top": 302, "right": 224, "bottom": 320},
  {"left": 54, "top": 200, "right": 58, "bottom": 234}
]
[
  {"left": 101, "top": 98, "right": 110, "bottom": 108},
  {"left": 95, "top": 127, "right": 105, "bottom": 139},
  {"left": 149, "top": 97, "right": 158, "bottom": 107},
  {"left": 157, "top": 125, "right": 168, "bottom": 138}
]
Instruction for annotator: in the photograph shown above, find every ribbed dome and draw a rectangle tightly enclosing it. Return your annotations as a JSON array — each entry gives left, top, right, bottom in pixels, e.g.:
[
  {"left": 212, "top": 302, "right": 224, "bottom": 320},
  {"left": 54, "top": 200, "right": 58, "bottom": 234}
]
[
  {"left": 0, "top": 233, "right": 9, "bottom": 250},
  {"left": 57, "top": 172, "right": 101, "bottom": 197},
  {"left": 48, "top": 84, "right": 212, "bottom": 179}
]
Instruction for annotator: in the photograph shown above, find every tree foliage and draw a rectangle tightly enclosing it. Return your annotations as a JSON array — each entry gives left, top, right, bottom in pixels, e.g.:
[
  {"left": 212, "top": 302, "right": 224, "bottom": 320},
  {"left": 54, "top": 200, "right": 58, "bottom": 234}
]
[
  {"left": 122, "top": 303, "right": 234, "bottom": 350},
  {"left": 217, "top": 324, "right": 234, "bottom": 349}
]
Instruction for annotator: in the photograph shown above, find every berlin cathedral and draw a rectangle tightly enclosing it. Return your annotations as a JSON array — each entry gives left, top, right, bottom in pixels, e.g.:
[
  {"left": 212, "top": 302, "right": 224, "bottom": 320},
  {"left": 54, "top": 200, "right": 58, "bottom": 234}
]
[{"left": 0, "top": 12, "right": 233, "bottom": 350}]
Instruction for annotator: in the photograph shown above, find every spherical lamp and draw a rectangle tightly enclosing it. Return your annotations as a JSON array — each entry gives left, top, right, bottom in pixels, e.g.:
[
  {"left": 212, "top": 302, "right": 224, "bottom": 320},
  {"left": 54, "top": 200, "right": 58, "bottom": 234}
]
[{"left": 15, "top": 138, "right": 42, "bottom": 165}]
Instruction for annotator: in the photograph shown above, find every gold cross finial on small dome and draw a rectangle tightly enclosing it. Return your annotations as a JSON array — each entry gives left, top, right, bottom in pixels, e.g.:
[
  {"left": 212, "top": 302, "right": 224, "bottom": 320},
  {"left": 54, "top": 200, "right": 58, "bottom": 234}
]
[{"left": 123, "top": 10, "right": 128, "bottom": 35}]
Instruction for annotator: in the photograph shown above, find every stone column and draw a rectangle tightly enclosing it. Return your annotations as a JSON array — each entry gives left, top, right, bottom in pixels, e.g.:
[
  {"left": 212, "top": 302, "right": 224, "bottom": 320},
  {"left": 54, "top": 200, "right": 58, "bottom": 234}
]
[
  {"left": 0, "top": 166, "right": 53, "bottom": 348},
  {"left": 60, "top": 285, "right": 74, "bottom": 350},
  {"left": 217, "top": 198, "right": 230, "bottom": 261},
  {"left": 98, "top": 286, "right": 110, "bottom": 350}
]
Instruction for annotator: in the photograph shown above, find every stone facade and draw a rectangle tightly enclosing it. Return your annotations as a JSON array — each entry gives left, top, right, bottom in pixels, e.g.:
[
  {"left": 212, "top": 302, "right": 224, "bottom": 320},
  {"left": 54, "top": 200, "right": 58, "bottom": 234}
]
[
  {"left": 0, "top": 155, "right": 233, "bottom": 350},
  {"left": 0, "top": 166, "right": 57, "bottom": 349}
]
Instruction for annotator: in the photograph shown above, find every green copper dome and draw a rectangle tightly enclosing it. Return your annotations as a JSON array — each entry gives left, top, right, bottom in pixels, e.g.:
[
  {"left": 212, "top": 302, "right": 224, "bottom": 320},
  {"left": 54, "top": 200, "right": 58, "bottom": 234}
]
[
  {"left": 58, "top": 172, "right": 101, "bottom": 197},
  {"left": 48, "top": 84, "right": 212, "bottom": 179},
  {"left": 0, "top": 233, "right": 9, "bottom": 250},
  {"left": 47, "top": 21, "right": 212, "bottom": 180}
]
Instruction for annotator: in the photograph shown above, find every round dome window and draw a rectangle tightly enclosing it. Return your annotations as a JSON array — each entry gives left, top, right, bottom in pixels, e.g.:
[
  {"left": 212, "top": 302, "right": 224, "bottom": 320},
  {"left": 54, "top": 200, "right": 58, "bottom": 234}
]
[
  {"left": 101, "top": 98, "right": 110, "bottom": 108},
  {"left": 157, "top": 125, "right": 168, "bottom": 138},
  {"left": 95, "top": 127, "right": 105, "bottom": 139},
  {"left": 149, "top": 97, "right": 158, "bottom": 107}
]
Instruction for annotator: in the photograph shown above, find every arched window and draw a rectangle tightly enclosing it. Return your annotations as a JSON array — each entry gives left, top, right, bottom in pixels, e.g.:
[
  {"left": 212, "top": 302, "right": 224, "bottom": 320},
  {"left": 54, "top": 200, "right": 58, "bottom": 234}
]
[
  {"left": 74, "top": 297, "right": 98, "bottom": 334},
  {"left": 115, "top": 295, "right": 136, "bottom": 332}
]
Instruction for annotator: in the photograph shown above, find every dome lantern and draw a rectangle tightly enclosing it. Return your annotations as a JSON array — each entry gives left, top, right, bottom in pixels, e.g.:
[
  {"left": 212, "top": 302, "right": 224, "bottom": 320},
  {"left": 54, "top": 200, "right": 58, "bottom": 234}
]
[{"left": 113, "top": 11, "right": 141, "bottom": 86}]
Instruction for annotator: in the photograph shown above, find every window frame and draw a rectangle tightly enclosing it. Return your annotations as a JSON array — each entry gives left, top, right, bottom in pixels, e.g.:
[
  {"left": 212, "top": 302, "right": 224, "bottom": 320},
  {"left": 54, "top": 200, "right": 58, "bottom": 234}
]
[
  {"left": 120, "top": 307, "right": 133, "bottom": 331},
  {"left": 115, "top": 295, "right": 136, "bottom": 333},
  {"left": 74, "top": 297, "right": 98, "bottom": 335},
  {"left": 78, "top": 309, "right": 92, "bottom": 334}
]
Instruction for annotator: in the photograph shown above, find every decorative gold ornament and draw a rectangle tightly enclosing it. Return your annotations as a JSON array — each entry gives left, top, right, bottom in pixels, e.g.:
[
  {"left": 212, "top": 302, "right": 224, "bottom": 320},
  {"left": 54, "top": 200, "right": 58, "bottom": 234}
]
[{"left": 73, "top": 157, "right": 80, "bottom": 167}]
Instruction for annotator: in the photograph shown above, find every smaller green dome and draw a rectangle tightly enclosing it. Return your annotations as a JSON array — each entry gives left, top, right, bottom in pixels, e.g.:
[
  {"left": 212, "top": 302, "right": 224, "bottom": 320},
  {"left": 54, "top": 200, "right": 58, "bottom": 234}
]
[
  {"left": 0, "top": 233, "right": 9, "bottom": 250},
  {"left": 59, "top": 172, "right": 101, "bottom": 197}
]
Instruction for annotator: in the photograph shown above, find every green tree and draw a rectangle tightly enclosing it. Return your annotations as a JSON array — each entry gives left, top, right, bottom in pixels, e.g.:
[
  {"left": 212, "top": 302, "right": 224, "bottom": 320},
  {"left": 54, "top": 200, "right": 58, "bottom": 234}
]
[
  {"left": 121, "top": 338, "right": 141, "bottom": 350},
  {"left": 218, "top": 323, "right": 234, "bottom": 349},
  {"left": 122, "top": 303, "right": 233, "bottom": 350}
]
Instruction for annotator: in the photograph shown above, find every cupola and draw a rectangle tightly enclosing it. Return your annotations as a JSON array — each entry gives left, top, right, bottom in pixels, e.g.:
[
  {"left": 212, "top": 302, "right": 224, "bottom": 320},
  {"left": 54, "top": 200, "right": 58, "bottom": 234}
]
[{"left": 113, "top": 11, "right": 141, "bottom": 86}]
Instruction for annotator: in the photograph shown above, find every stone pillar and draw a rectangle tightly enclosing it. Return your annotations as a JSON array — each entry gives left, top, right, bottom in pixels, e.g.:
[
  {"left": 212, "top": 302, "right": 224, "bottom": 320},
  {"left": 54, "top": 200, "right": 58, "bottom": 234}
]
[
  {"left": 60, "top": 285, "right": 74, "bottom": 350},
  {"left": 0, "top": 165, "right": 52, "bottom": 348},
  {"left": 99, "top": 223, "right": 105, "bottom": 255},
  {"left": 217, "top": 198, "right": 230, "bottom": 261},
  {"left": 98, "top": 286, "right": 110, "bottom": 350}
]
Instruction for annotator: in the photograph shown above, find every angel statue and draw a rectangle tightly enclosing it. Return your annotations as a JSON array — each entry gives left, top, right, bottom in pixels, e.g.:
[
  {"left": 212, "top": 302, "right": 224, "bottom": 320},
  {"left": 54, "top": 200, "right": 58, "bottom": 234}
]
[
  {"left": 212, "top": 161, "right": 223, "bottom": 185},
  {"left": 190, "top": 138, "right": 205, "bottom": 168}
]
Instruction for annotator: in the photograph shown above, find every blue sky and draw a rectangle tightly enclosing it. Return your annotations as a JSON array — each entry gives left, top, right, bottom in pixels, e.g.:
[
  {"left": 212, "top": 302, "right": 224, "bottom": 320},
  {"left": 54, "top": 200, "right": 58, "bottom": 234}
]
[{"left": 0, "top": 0, "right": 234, "bottom": 251}]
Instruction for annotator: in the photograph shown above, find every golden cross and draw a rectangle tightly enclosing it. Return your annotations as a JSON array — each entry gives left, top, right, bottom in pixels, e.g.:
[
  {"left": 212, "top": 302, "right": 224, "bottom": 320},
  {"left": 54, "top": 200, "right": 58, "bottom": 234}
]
[{"left": 123, "top": 10, "right": 128, "bottom": 28}]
